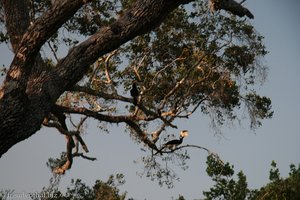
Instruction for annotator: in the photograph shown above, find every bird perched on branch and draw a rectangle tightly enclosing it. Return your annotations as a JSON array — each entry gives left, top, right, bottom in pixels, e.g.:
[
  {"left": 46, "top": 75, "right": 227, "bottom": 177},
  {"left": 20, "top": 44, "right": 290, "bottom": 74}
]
[
  {"left": 209, "top": 0, "right": 254, "bottom": 19},
  {"left": 130, "top": 82, "right": 139, "bottom": 105},
  {"left": 155, "top": 130, "right": 189, "bottom": 155}
]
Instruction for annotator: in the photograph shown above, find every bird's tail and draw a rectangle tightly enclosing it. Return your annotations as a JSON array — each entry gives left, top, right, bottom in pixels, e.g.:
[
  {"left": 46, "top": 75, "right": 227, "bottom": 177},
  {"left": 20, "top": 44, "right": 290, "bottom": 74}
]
[{"left": 133, "top": 96, "right": 138, "bottom": 105}]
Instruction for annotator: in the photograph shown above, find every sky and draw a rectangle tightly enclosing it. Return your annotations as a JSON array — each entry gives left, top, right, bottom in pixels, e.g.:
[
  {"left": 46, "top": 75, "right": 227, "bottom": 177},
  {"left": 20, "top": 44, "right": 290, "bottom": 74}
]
[{"left": 0, "top": 0, "right": 300, "bottom": 199}]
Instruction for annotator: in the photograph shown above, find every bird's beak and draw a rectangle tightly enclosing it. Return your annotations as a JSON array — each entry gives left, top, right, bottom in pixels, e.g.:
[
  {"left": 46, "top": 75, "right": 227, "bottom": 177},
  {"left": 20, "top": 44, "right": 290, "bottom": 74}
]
[{"left": 180, "top": 130, "right": 189, "bottom": 138}]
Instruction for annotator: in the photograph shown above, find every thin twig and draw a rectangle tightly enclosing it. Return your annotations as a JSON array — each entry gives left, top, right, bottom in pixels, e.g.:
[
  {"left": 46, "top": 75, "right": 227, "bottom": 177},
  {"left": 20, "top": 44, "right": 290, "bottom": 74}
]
[{"left": 47, "top": 41, "right": 59, "bottom": 62}]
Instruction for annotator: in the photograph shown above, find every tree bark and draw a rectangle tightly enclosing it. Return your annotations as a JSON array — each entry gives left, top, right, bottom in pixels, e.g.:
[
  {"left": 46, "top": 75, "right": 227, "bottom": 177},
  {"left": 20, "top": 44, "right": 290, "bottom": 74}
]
[{"left": 0, "top": 0, "right": 193, "bottom": 157}]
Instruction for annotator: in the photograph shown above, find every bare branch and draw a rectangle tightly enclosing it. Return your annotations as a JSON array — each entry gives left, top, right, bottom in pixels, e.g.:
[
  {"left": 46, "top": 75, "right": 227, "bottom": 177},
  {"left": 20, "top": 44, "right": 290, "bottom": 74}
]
[
  {"left": 42, "top": 119, "right": 79, "bottom": 136},
  {"left": 56, "top": 105, "right": 160, "bottom": 151},
  {"left": 70, "top": 85, "right": 130, "bottom": 102},
  {"left": 47, "top": 41, "right": 59, "bottom": 63},
  {"left": 68, "top": 85, "right": 177, "bottom": 127},
  {"left": 154, "top": 144, "right": 223, "bottom": 164},
  {"left": 74, "top": 134, "right": 89, "bottom": 153},
  {"left": 132, "top": 55, "right": 146, "bottom": 81},
  {"left": 103, "top": 50, "right": 117, "bottom": 84},
  {"left": 53, "top": 134, "right": 73, "bottom": 174},
  {"left": 73, "top": 152, "right": 97, "bottom": 161}
]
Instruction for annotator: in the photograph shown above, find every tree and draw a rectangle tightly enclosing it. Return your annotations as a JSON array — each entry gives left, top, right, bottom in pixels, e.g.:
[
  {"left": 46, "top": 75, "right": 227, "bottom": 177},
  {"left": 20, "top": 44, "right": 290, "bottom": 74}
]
[
  {"left": 202, "top": 156, "right": 300, "bottom": 200},
  {"left": 0, "top": 0, "right": 272, "bottom": 184},
  {"left": 1, "top": 160, "right": 299, "bottom": 200},
  {"left": 253, "top": 161, "right": 300, "bottom": 200},
  {"left": 0, "top": 174, "right": 128, "bottom": 200},
  {"left": 203, "top": 154, "right": 256, "bottom": 200}
]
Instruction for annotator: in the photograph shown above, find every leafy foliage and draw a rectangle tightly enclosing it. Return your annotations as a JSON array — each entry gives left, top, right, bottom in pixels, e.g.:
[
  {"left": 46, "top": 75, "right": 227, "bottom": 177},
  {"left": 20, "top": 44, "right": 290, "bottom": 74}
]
[
  {"left": 19, "top": 0, "right": 273, "bottom": 131},
  {"left": 203, "top": 156, "right": 300, "bottom": 200},
  {"left": 0, "top": 0, "right": 273, "bottom": 188},
  {"left": 203, "top": 154, "right": 255, "bottom": 200},
  {"left": 32, "top": 174, "right": 127, "bottom": 200},
  {"left": 253, "top": 162, "right": 300, "bottom": 200},
  {"left": 2, "top": 159, "right": 298, "bottom": 200}
]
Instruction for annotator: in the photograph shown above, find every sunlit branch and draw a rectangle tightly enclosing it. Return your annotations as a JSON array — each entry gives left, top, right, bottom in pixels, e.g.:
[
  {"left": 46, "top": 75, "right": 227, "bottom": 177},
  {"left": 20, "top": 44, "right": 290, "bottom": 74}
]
[
  {"left": 103, "top": 50, "right": 117, "bottom": 84},
  {"left": 52, "top": 134, "right": 73, "bottom": 174},
  {"left": 159, "top": 76, "right": 187, "bottom": 110},
  {"left": 43, "top": 110, "right": 92, "bottom": 174},
  {"left": 132, "top": 55, "right": 146, "bottom": 82},
  {"left": 150, "top": 117, "right": 176, "bottom": 143},
  {"left": 53, "top": 150, "right": 97, "bottom": 175},
  {"left": 157, "top": 48, "right": 215, "bottom": 110}
]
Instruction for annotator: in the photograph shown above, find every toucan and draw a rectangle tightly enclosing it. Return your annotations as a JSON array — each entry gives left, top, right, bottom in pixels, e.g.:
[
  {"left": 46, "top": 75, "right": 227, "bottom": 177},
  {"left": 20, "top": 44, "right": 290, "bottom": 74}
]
[
  {"left": 130, "top": 82, "right": 139, "bottom": 105},
  {"left": 155, "top": 130, "right": 189, "bottom": 155}
]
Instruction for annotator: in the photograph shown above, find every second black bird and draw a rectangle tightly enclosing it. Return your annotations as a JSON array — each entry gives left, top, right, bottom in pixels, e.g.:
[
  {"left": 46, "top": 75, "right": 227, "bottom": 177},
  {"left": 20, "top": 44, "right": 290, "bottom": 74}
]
[{"left": 130, "top": 82, "right": 139, "bottom": 105}]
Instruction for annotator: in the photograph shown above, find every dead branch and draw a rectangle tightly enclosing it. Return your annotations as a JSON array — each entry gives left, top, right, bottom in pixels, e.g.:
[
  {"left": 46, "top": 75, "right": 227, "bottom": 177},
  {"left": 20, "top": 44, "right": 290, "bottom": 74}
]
[
  {"left": 43, "top": 107, "right": 93, "bottom": 174},
  {"left": 53, "top": 135, "right": 73, "bottom": 174},
  {"left": 47, "top": 41, "right": 59, "bottom": 62},
  {"left": 154, "top": 144, "right": 212, "bottom": 155},
  {"left": 73, "top": 152, "right": 97, "bottom": 161},
  {"left": 53, "top": 151, "right": 97, "bottom": 174}
]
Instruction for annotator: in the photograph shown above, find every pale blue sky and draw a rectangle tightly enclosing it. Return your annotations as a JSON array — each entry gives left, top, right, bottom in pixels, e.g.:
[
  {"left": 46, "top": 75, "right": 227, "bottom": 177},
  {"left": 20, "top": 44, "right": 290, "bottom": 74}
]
[{"left": 0, "top": 1, "right": 300, "bottom": 199}]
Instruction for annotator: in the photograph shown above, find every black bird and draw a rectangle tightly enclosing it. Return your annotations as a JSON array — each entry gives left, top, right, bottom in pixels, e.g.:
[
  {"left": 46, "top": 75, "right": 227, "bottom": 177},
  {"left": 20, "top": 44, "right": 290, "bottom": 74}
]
[
  {"left": 155, "top": 130, "right": 189, "bottom": 155},
  {"left": 164, "top": 136, "right": 184, "bottom": 149},
  {"left": 130, "top": 82, "right": 139, "bottom": 105}
]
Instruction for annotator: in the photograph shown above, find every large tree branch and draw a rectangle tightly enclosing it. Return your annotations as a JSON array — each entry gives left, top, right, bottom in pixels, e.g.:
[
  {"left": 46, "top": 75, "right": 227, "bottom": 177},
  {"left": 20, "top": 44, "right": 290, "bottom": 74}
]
[
  {"left": 0, "top": 0, "right": 254, "bottom": 157},
  {"left": 69, "top": 85, "right": 177, "bottom": 127},
  {"left": 0, "top": 0, "right": 91, "bottom": 156},
  {"left": 54, "top": 0, "right": 193, "bottom": 91},
  {"left": 1, "top": 0, "right": 90, "bottom": 93}
]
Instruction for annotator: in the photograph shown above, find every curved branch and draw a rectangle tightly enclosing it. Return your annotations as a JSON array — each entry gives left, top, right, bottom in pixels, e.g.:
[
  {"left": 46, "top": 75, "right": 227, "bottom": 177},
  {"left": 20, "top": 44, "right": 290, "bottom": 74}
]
[
  {"left": 154, "top": 144, "right": 221, "bottom": 159},
  {"left": 2, "top": 0, "right": 89, "bottom": 87},
  {"left": 104, "top": 50, "right": 117, "bottom": 84},
  {"left": 57, "top": 105, "right": 159, "bottom": 151},
  {"left": 69, "top": 85, "right": 177, "bottom": 127}
]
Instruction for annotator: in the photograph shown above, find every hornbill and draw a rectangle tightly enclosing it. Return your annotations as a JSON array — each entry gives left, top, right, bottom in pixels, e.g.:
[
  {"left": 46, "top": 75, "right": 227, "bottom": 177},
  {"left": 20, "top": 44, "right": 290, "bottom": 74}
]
[
  {"left": 130, "top": 82, "right": 139, "bottom": 105},
  {"left": 155, "top": 130, "right": 189, "bottom": 155}
]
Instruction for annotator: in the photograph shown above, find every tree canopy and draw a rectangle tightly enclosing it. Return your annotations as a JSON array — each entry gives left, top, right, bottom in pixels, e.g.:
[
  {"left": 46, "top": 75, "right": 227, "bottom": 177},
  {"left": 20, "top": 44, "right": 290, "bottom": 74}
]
[
  {"left": 2, "top": 159, "right": 299, "bottom": 200},
  {"left": 203, "top": 157, "right": 300, "bottom": 200},
  {"left": 0, "top": 0, "right": 272, "bottom": 186}
]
